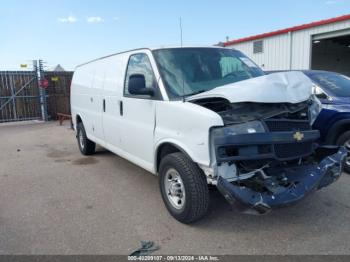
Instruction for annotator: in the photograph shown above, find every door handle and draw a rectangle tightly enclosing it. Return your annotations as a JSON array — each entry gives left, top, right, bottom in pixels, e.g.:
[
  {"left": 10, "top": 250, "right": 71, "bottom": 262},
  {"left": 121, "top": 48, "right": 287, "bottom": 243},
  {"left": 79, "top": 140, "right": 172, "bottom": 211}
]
[
  {"left": 103, "top": 99, "right": 106, "bottom": 112},
  {"left": 119, "top": 100, "right": 123, "bottom": 116}
]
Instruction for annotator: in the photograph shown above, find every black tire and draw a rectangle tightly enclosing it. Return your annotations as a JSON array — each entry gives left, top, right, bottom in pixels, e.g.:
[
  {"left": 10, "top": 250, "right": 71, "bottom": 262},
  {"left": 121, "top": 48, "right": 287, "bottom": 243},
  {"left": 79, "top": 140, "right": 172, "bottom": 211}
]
[
  {"left": 77, "top": 122, "right": 96, "bottom": 155},
  {"left": 336, "top": 130, "right": 350, "bottom": 174},
  {"left": 159, "top": 152, "right": 210, "bottom": 224}
]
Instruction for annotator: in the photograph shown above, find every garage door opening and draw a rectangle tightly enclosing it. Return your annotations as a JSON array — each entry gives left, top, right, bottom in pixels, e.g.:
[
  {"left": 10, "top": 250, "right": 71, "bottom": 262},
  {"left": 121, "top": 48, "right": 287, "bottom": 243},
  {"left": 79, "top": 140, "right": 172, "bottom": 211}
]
[{"left": 311, "top": 34, "right": 350, "bottom": 77}]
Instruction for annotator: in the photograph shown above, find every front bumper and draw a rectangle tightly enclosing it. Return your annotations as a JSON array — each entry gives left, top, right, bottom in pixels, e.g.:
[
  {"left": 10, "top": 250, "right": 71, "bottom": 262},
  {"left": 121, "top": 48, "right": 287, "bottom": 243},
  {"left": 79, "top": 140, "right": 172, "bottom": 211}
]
[
  {"left": 216, "top": 147, "right": 347, "bottom": 215},
  {"left": 214, "top": 129, "right": 320, "bottom": 163}
]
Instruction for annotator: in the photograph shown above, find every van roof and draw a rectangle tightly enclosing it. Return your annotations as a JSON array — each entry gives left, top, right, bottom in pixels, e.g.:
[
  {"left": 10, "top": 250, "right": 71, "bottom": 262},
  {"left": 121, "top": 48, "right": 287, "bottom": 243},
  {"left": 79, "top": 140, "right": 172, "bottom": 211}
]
[{"left": 76, "top": 46, "right": 231, "bottom": 68}]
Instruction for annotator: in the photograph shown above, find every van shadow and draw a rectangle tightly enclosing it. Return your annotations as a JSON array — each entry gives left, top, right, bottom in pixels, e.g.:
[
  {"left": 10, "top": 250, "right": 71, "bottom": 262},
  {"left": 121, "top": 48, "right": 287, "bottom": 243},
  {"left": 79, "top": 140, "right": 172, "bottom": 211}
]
[
  {"left": 89, "top": 147, "right": 342, "bottom": 234},
  {"left": 94, "top": 147, "right": 115, "bottom": 156},
  {"left": 191, "top": 188, "right": 340, "bottom": 234}
]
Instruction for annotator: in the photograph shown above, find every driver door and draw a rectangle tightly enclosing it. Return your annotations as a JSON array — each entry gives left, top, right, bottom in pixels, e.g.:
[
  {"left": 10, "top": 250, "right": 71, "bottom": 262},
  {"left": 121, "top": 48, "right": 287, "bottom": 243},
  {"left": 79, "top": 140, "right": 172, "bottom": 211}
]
[{"left": 119, "top": 52, "right": 162, "bottom": 172}]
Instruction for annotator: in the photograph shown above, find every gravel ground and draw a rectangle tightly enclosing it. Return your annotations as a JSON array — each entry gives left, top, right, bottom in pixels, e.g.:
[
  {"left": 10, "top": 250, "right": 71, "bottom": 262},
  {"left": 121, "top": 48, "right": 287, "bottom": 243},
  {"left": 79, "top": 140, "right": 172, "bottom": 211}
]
[{"left": 0, "top": 121, "right": 349, "bottom": 255}]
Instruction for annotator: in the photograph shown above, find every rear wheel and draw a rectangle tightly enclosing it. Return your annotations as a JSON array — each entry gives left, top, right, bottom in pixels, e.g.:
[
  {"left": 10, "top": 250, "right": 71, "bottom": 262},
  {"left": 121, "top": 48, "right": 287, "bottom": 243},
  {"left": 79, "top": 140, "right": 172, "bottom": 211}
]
[
  {"left": 77, "top": 122, "right": 96, "bottom": 155},
  {"left": 159, "top": 152, "right": 210, "bottom": 224},
  {"left": 336, "top": 131, "right": 350, "bottom": 174}
]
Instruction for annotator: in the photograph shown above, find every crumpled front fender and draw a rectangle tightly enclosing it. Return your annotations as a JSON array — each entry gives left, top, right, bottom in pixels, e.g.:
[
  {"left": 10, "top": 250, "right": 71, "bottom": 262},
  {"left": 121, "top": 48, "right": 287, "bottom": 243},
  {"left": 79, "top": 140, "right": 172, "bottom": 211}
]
[{"left": 216, "top": 147, "right": 347, "bottom": 215}]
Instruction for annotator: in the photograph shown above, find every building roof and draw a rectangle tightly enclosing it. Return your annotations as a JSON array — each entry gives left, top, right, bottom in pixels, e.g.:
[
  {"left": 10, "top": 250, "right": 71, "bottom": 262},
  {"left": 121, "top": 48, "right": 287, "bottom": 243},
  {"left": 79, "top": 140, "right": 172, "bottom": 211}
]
[{"left": 224, "top": 14, "right": 350, "bottom": 46}]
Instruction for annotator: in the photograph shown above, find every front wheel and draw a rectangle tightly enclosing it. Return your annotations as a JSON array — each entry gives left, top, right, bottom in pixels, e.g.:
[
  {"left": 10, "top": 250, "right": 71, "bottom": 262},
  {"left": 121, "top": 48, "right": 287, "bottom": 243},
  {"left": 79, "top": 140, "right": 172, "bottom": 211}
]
[
  {"left": 336, "top": 130, "right": 350, "bottom": 174},
  {"left": 159, "top": 152, "right": 210, "bottom": 224}
]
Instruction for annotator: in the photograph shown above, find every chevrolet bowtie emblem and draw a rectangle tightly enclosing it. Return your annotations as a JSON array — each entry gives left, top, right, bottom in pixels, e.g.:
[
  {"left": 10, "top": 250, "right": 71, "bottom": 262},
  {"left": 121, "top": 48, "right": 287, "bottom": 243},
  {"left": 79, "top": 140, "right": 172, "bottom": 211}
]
[{"left": 293, "top": 131, "right": 304, "bottom": 141}]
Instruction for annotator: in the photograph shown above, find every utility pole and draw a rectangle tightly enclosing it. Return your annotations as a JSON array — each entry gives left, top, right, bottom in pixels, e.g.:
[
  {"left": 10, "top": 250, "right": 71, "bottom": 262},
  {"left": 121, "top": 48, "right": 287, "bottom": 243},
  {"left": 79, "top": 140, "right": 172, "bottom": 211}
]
[{"left": 35, "top": 59, "right": 48, "bottom": 121}]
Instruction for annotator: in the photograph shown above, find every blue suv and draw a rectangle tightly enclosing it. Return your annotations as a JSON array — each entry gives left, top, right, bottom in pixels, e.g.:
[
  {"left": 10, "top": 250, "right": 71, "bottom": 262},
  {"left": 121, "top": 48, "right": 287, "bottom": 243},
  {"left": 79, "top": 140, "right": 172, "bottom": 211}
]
[{"left": 288, "top": 70, "right": 350, "bottom": 172}]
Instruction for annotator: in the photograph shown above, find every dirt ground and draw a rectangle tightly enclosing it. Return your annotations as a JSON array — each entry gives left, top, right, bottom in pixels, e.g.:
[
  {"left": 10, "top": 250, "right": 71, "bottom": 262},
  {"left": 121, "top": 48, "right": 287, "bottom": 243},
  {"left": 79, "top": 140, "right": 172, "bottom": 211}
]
[{"left": 0, "top": 121, "right": 350, "bottom": 255}]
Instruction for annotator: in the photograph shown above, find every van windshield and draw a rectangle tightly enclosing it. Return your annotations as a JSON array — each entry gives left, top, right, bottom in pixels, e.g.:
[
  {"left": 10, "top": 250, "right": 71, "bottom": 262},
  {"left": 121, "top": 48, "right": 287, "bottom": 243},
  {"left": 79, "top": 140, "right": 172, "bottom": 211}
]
[{"left": 152, "top": 48, "right": 264, "bottom": 99}]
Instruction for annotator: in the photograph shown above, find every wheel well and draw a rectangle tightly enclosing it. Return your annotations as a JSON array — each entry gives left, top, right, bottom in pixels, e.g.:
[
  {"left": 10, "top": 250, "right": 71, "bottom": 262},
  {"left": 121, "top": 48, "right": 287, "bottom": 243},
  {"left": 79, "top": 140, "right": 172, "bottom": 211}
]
[
  {"left": 326, "top": 121, "right": 350, "bottom": 144},
  {"left": 156, "top": 143, "right": 181, "bottom": 172},
  {"left": 335, "top": 124, "right": 350, "bottom": 143},
  {"left": 74, "top": 115, "right": 83, "bottom": 132},
  {"left": 76, "top": 115, "right": 82, "bottom": 124}
]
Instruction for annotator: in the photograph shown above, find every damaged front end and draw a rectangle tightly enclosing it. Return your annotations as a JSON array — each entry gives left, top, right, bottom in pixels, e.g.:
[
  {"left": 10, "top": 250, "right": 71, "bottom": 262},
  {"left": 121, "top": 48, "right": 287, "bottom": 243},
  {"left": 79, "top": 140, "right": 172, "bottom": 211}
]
[
  {"left": 198, "top": 98, "right": 346, "bottom": 214},
  {"left": 216, "top": 147, "right": 346, "bottom": 215}
]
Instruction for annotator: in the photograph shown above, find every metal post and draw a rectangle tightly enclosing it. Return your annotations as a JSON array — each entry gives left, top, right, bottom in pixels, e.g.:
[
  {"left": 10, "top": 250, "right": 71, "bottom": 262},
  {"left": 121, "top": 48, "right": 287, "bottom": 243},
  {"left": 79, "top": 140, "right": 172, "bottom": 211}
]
[
  {"left": 36, "top": 59, "right": 48, "bottom": 121},
  {"left": 288, "top": 31, "right": 293, "bottom": 70},
  {"left": 9, "top": 73, "right": 18, "bottom": 120}
]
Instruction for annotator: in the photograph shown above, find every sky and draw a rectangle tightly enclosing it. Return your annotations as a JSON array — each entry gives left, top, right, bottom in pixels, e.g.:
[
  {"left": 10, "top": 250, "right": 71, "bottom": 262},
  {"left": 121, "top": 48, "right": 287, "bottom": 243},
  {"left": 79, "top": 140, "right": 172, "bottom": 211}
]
[{"left": 1, "top": 0, "right": 350, "bottom": 70}]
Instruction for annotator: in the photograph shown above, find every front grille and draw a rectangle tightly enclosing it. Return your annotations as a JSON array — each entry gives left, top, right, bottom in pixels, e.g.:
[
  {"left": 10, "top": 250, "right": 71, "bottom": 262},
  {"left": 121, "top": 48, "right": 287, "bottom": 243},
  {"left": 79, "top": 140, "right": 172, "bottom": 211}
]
[
  {"left": 264, "top": 119, "right": 311, "bottom": 132},
  {"left": 264, "top": 119, "right": 313, "bottom": 159}
]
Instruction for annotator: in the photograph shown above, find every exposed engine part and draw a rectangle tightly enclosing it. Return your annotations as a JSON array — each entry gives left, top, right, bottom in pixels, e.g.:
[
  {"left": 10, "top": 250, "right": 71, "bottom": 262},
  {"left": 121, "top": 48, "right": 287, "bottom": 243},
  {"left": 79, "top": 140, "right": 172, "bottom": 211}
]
[
  {"left": 218, "top": 158, "right": 319, "bottom": 195},
  {"left": 233, "top": 166, "right": 290, "bottom": 194},
  {"left": 217, "top": 161, "right": 288, "bottom": 194},
  {"left": 217, "top": 162, "right": 272, "bottom": 183},
  {"left": 192, "top": 98, "right": 310, "bottom": 125},
  {"left": 217, "top": 162, "right": 237, "bottom": 182}
]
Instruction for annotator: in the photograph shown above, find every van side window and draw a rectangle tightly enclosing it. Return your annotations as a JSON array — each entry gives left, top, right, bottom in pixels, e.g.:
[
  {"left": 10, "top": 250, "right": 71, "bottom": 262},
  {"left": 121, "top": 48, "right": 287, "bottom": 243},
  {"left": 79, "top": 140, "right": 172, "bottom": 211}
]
[{"left": 124, "top": 53, "right": 157, "bottom": 96}]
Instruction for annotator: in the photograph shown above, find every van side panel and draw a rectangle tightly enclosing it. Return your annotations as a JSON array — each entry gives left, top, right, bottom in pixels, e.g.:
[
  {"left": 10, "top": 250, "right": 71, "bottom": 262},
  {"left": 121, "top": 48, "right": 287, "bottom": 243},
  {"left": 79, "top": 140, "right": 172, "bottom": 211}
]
[
  {"left": 102, "top": 53, "right": 129, "bottom": 151},
  {"left": 71, "top": 61, "right": 105, "bottom": 142},
  {"left": 72, "top": 49, "right": 161, "bottom": 173},
  {"left": 71, "top": 63, "right": 95, "bottom": 131}
]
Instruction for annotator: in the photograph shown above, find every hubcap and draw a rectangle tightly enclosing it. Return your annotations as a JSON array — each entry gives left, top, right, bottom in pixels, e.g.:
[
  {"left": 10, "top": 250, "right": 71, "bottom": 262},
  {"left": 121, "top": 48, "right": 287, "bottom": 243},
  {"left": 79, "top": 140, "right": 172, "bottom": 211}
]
[
  {"left": 164, "top": 168, "right": 185, "bottom": 209},
  {"left": 79, "top": 130, "right": 85, "bottom": 150}
]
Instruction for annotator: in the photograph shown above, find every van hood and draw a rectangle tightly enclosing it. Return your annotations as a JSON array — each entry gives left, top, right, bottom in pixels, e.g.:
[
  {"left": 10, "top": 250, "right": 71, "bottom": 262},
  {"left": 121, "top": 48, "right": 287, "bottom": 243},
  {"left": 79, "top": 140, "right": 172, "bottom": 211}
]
[{"left": 186, "top": 71, "right": 313, "bottom": 104}]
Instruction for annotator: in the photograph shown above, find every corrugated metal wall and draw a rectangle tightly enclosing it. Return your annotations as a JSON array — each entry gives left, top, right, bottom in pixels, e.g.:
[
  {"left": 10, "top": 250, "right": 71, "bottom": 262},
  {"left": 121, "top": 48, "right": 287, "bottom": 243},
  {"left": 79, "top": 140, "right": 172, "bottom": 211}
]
[{"left": 227, "top": 20, "right": 350, "bottom": 71}]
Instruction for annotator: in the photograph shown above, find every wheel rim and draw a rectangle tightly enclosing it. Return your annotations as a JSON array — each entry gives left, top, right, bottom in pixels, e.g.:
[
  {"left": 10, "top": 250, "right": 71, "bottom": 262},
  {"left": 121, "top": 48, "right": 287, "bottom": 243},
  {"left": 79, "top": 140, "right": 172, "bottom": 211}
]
[
  {"left": 345, "top": 140, "right": 350, "bottom": 167},
  {"left": 164, "top": 168, "right": 186, "bottom": 210},
  {"left": 79, "top": 130, "right": 85, "bottom": 150}
]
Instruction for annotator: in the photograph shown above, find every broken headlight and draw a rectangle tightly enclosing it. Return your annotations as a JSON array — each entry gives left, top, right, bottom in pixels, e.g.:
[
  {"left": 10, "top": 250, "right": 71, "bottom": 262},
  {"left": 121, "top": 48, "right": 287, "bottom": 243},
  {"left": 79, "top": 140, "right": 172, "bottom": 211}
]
[{"left": 212, "top": 121, "right": 266, "bottom": 137}]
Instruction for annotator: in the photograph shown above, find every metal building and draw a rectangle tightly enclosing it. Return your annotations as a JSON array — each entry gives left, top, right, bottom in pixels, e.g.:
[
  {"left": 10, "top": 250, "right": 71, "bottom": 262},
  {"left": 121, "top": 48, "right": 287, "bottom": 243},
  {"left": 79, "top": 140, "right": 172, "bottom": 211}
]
[{"left": 223, "top": 14, "right": 350, "bottom": 76}]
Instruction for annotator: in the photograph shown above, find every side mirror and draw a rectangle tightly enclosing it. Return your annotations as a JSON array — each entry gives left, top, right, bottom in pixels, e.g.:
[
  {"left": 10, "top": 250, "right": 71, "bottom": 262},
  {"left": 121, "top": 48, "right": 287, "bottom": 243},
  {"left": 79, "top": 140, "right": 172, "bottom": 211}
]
[
  {"left": 128, "top": 74, "right": 154, "bottom": 96},
  {"left": 312, "top": 84, "right": 328, "bottom": 100}
]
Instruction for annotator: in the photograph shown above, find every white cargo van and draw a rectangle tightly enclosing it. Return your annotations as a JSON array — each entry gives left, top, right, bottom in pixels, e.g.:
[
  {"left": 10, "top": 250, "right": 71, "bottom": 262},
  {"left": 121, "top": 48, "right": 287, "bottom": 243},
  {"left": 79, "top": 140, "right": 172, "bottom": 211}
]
[{"left": 71, "top": 47, "right": 346, "bottom": 223}]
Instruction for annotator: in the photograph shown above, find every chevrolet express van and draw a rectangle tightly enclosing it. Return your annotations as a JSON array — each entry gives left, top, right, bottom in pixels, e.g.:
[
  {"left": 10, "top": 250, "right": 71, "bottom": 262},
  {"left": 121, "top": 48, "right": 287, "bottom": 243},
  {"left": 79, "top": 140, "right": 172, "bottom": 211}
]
[{"left": 71, "top": 47, "right": 346, "bottom": 223}]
